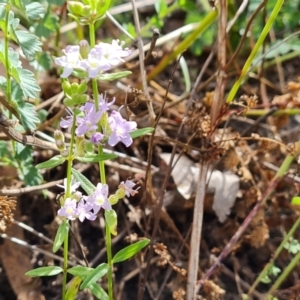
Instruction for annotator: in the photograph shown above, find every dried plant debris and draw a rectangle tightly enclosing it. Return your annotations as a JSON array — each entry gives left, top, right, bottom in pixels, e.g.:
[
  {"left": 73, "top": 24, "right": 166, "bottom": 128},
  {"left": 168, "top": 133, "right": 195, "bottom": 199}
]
[{"left": 0, "top": 196, "right": 16, "bottom": 232}]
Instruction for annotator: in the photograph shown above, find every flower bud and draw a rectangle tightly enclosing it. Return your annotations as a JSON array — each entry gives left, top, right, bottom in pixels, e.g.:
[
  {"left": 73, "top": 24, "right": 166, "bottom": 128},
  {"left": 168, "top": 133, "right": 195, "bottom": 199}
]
[
  {"left": 67, "top": 1, "right": 85, "bottom": 17},
  {"left": 54, "top": 130, "right": 66, "bottom": 151},
  {"left": 73, "top": 191, "right": 83, "bottom": 201},
  {"left": 62, "top": 81, "right": 72, "bottom": 96},
  {"left": 79, "top": 40, "right": 90, "bottom": 59},
  {"left": 105, "top": 209, "right": 117, "bottom": 236},
  {"left": 115, "top": 188, "right": 126, "bottom": 200},
  {"left": 75, "top": 135, "right": 85, "bottom": 157},
  {"left": 108, "top": 194, "right": 119, "bottom": 205}
]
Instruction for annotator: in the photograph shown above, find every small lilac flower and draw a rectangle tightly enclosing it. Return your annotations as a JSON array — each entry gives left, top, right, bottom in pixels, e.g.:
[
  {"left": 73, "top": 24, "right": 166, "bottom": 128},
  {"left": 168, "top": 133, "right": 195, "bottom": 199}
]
[
  {"left": 108, "top": 111, "right": 137, "bottom": 147},
  {"left": 57, "top": 178, "right": 80, "bottom": 193},
  {"left": 75, "top": 105, "right": 102, "bottom": 136},
  {"left": 76, "top": 199, "right": 97, "bottom": 222},
  {"left": 119, "top": 180, "right": 140, "bottom": 197},
  {"left": 98, "top": 94, "right": 115, "bottom": 114},
  {"left": 96, "top": 40, "right": 131, "bottom": 67},
  {"left": 55, "top": 45, "right": 81, "bottom": 78},
  {"left": 91, "top": 132, "right": 104, "bottom": 144},
  {"left": 60, "top": 115, "right": 74, "bottom": 129},
  {"left": 58, "top": 198, "right": 77, "bottom": 220},
  {"left": 79, "top": 47, "right": 111, "bottom": 78},
  {"left": 87, "top": 183, "right": 112, "bottom": 214}
]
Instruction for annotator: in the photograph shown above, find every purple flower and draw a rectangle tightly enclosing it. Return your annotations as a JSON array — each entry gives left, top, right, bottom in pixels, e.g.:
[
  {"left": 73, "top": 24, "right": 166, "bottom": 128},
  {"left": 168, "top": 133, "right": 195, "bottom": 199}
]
[
  {"left": 119, "top": 180, "right": 139, "bottom": 197},
  {"left": 98, "top": 94, "right": 115, "bottom": 114},
  {"left": 76, "top": 199, "right": 97, "bottom": 222},
  {"left": 91, "top": 132, "right": 104, "bottom": 144},
  {"left": 54, "top": 45, "right": 82, "bottom": 78},
  {"left": 86, "top": 183, "right": 112, "bottom": 214},
  {"left": 58, "top": 198, "right": 77, "bottom": 220},
  {"left": 79, "top": 47, "right": 109, "bottom": 78},
  {"left": 60, "top": 115, "right": 74, "bottom": 129},
  {"left": 75, "top": 104, "right": 102, "bottom": 136},
  {"left": 108, "top": 111, "right": 137, "bottom": 147},
  {"left": 79, "top": 40, "right": 131, "bottom": 78},
  {"left": 96, "top": 40, "right": 131, "bottom": 66}
]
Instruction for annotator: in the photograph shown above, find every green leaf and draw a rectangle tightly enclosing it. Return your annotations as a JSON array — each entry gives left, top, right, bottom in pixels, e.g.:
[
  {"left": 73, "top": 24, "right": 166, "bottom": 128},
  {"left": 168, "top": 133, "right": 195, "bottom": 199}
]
[
  {"left": 11, "top": 0, "right": 26, "bottom": 12},
  {"left": 25, "top": 2, "right": 45, "bottom": 20},
  {"left": 36, "top": 155, "right": 66, "bottom": 169},
  {"left": 88, "top": 283, "right": 109, "bottom": 300},
  {"left": 53, "top": 221, "right": 69, "bottom": 253},
  {"left": 23, "top": 165, "right": 43, "bottom": 186},
  {"left": 14, "top": 30, "right": 42, "bottom": 58},
  {"left": 0, "top": 141, "right": 10, "bottom": 158},
  {"left": 105, "top": 209, "right": 117, "bottom": 236},
  {"left": 76, "top": 153, "right": 117, "bottom": 163},
  {"left": 0, "top": 43, "right": 22, "bottom": 68},
  {"left": 154, "top": 0, "right": 168, "bottom": 17},
  {"left": 260, "top": 274, "right": 271, "bottom": 284},
  {"left": 16, "top": 68, "right": 41, "bottom": 99},
  {"left": 67, "top": 266, "right": 95, "bottom": 277},
  {"left": 130, "top": 127, "right": 154, "bottom": 139},
  {"left": 65, "top": 276, "right": 82, "bottom": 300},
  {"left": 97, "top": 71, "right": 132, "bottom": 81},
  {"left": 112, "top": 239, "right": 150, "bottom": 263},
  {"left": 35, "top": 12, "right": 59, "bottom": 38},
  {"left": 17, "top": 103, "right": 40, "bottom": 131},
  {"left": 95, "top": 0, "right": 111, "bottom": 18},
  {"left": 25, "top": 266, "right": 63, "bottom": 277},
  {"left": 72, "top": 168, "right": 95, "bottom": 196},
  {"left": 80, "top": 263, "right": 109, "bottom": 290},
  {"left": 31, "top": 52, "right": 52, "bottom": 72},
  {"left": 291, "top": 196, "right": 300, "bottom": 206},
  {"left": 48, "top": 0, "right": 66, "bottom": 5}
]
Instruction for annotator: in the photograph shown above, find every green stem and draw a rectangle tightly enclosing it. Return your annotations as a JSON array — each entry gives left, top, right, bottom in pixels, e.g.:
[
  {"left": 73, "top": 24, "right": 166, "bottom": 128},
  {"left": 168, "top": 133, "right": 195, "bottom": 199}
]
[
  {"left": 61, "top": 107, "right": 77, "bottom": 299},
  {"left": 248, "top": 215, "right": 300, "bottom": 295},
  {"left": 105, "top": 219, "right": 113, "bottom": 300},
  {"left": 268, "top": 240, "right": 300, "bottom": 295},
  {"left": 4, "top": 4, "right": 12, "bottom": 114},
  {"left": 62, "top": 223, "right": 69, "bottom": 299},
  {"left": 88, "top": 22, "right": 113, "bottom": 299},
  {"left": 226, "top": 0, "right": 284, "bottom": 104}
]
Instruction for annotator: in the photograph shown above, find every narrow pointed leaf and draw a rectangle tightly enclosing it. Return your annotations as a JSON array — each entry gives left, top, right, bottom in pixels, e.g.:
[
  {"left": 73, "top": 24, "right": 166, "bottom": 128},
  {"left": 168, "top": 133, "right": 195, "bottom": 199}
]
[
  {"left": 36, "top": 155, "right": 66, "bottom": 169},
  {"left": 65, "top": 276, "right": 82, "bottom": 300},
  {"left": 53, "top": 221, "right": 69, "bottom": 253},
  {"left": 67, "top": 266, "right": 94, "bottom": 277},
  {"left": 113, "top": 239, "right": 150, "bottom": 263},
  {"left": 80, "top": 263, "right": 109, "bottom": 290},
  {"left": 88, "top": 283, "right": 109, "bottom": 300},
  {"left": 72, "top": 168, "right": 95, "bottom": 195},
  {"left": 130, "top": 128, "right": 154, "bottom": 139},
  {"left": 25, "top": 266, "right": 63, "bottom": 277},
  {"left": 97, "top": 71, "right": 131, "bottom": 81},
  {"left": 76, "top": 153, "right": 117, "bottom": 163}
]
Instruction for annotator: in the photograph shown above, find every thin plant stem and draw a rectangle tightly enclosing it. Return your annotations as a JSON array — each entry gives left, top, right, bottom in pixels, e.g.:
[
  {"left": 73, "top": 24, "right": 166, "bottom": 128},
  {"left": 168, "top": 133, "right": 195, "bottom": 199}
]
[
  {"left": 268, "top": 246, "right": 300, "bottom": 296},
  {"left": 105, "top": 219, "right": 113, "bottom": 300},
  {"left": 62, "top": 228, "right": 69, "bottom": 299},
  {"left": 62, "top": 110, "right": 77, "bottom": 299},
  {"left": 4, "top": 4, "right": 12, "bottom": 116},
  {"left": 196, "top": 140, "right": 300, "bottom": 292},
  {"left": 226, "top": 0, "right": 284, "bottom": 104},
  {"left": 248, "top": 215, "right": 300, "bottom": 296},
  {"left": 88, "top": 21, "right": 113, "bottom": 299}
]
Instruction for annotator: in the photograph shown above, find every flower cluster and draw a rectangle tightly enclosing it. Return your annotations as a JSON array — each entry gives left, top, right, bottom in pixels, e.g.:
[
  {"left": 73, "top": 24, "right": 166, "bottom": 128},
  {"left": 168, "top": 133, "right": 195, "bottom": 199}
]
[
  {"left": 55, "top": 40, "right": 131, "bottom": 79},
  {"left": 59, "top": 94, "right": 137, "bottom": 147},
  {"left": 57, "top": 179, "right": 138, "bottom": 221}
]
